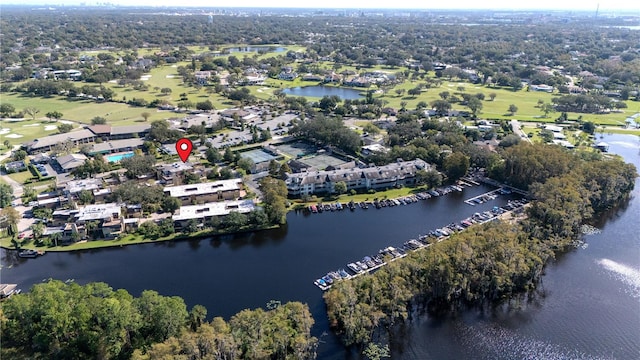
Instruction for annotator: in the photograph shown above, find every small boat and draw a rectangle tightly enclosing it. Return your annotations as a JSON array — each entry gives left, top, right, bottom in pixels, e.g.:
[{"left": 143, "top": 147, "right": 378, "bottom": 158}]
[
  {"left": 356, "top": 261, "right": 368, "bottom": 270},
  {"left": 335, "top": 203, "right": 343, "bottom": 210},
  {"left": 309, "top": 205, "right": 318, "bottom": 213},
  {"left": 317, "top": 203, "right": 324, "bottom": 212},
  {"left": 18, "top": 249, "right": 40, "bottom": 258},
  {"left": 338, "top": 269, "right": 350, "bottom": 278},
  {"left": 347, "top": 263, "right": 361, "bottom": 273},
  {"left": 322, "top": 275, "right": 334, "bottom": 285}
]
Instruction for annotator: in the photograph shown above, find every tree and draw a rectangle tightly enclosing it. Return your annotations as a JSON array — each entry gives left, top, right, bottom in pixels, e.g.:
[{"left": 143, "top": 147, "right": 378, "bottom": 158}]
[
  {"left": 3, "top": 139, "right": 10, "bottom": 148},
  {"left": 489, "top": 92, "right": 497, "bottom": 101},
  {"left": 466, "top": 97, "right": 483, "bottom": 117},
  {"left": 0, "top": 183, "right": 13, "bottom": 208},
  {"left": 11, "top": 149, "right": 27, "bottom": 161},
  {"left": 24, "top": 107, "right": 40, "bottom": 120},
  {"left": 508, "top": 104, "right": 518, "bottom": 115},
  {"left": 120, "top": 155, "right": 156, "bottom": 178},
  {"left": 162, "top": 196, "right": 182, "bottom": 215},
  {"left": 91, "top": 116, "right": 107, "bottom": 125},
  {"left": 540, "top": 103, "right": 555, "bottom": 118},
  {"left": 78, "top": 190, "right": 94, "bottom": 205},
  {"left": 0, "top": 103, "right": 15, "bottom": 117},
  {"left": 237, "top": 157, "right": 254, "bottom": 173},
  {"left": 141, "top": 112, "right": 151, "bottom": 122},
  {"left": 430, "top": 99, "right": 451, "bottom": 115},
  {"left": 278, "top": 162, "right": 291, "bottom": 180},
  {"left": 196, "top": 100, "right": 214, "bottom": 111},
  {"left": 334, "top": 181, "right": 347, "bottom": 195},
  {"left": 416, "top": 169, "right": 443, "bottom": 189},
  {"left": 31, "top": 222, "right": 45, "bottom": 240},
  {"left": 363, "top": 343, "right": 391, "bottom": 360},
  {"left": 160, "top": 87, "right": 172, "bottom": 95},
  {"left": 0, "top": 206, "right": 20, "bottom": 231},
  {"left": 58, "top": 123, "right": 74, "bottom": 133},
  {"left": 206, "top": 147, "right": 221, "bottom": 164},
  {"left": 442, "top": 152, "right": 470, "bottom": 181},
  {"left": 45, "top": 111, "right": 63, "bottom": 122},
  {"left": 223, "top": 147, "right": 235, "bottom": 163},
  {"left": 582, "top": 121, "right": 596, "bottom": 135},
  {"left": 407, "top": 86, "right": 422, "bottom": 97},
  {"left": 439, "top": 91, "right": 450, "bottom": 100},
  {"left": 177, "top": 100, "right": 194, "bottom": 110}
]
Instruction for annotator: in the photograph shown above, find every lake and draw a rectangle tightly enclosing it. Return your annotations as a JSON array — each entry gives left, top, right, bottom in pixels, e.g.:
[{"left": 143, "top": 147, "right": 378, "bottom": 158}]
[
  {"left": 2, "top": 134, "right": 638, "bottom": 359},
  {"left": 224, "top": 46, "right": 286, "bottom": 53},
  {"left": 283, "top": 86, "right": 364, "bottom": 99}
]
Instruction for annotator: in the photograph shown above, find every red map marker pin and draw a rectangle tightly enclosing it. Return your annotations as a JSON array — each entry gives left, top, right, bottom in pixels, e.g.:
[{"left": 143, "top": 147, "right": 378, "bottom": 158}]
[{"left": 176, "top": 138, "right": 193, "bottom": 163}]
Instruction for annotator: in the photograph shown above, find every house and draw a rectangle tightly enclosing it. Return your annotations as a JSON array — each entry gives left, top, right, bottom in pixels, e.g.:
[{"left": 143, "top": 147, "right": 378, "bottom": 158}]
[
  {"left": 343, "top": 76, "right": 370, "bottom": 87},
  {"left": 63, "top": 178, "right": 104, "bottom": 196},
  {"left": 3, "top": 160, "right": 27, "bottom": 173},
  {"left": 544, "top": 125, "right": 564, "bottom": 133},
  {"left": 285, "top": 159, "right": 432, "bottom": 196},
  {"left": 194, "top": 71, "right": 212, "bottom": 85},
  {"left": 172, "top": 199, "right": 256, "bottom": 228},
  {"left": 30, "top": 153, "right": 51, "bottom": 164},
  {"left": 89, "top": 138, "right": 144, "bottom": 155},
  {"left": 25, "top": 129, "right": 96, "bottom": 154},
  {"left": 164, "top": 179, "right": 243, "bottom": 205},
  {"left": 278, "top": 71, "right": 298, "bottom": 81},
  {"left": 302, "top": 73, "right": 323, "bottom": 81},
  {"left": 324, "top": 73, "right": 341, "bottom": 83},
  {"left": 530, "top": 84, "right": 554, "bottom": 92},
  {"left": 156, "top": 162, "right": 195, "bottom": 185},
  {"left": 56, "top": 153, "right": 88, "bottom": 173},
  {"left": 87, "top": 124, "right": 150, "bottom": 141}
]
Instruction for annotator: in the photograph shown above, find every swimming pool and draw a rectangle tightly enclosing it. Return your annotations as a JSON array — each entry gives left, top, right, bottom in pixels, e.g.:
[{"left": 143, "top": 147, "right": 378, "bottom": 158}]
[{"left": 106, "top": 152, "right": 135, "bottom": 163}]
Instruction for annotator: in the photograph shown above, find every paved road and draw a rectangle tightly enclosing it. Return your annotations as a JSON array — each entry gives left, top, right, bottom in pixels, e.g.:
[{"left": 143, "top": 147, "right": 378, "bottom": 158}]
[
  {"left": 510, "top": 119, "right": 533, "bottom": 144},
  {"left": 0, "top": 145, "right": 25, "bottom": 197}
]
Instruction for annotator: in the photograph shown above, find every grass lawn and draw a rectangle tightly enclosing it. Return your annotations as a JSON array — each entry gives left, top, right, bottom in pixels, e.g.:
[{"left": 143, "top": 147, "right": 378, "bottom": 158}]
[{"left": 7, "top": 171, "right": 35, "bottom": 184}]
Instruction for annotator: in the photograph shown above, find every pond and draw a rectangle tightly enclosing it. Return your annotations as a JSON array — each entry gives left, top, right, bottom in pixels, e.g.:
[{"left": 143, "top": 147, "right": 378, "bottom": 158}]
[
  {"left": 282, "top": 86, "right": 363, "bottom": 99},
  {"left": 223, "top": 46, "right": 286, "bottom": 53}
]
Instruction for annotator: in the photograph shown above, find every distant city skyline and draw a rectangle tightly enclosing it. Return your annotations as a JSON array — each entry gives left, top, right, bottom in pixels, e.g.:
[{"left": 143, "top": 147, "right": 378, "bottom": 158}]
[{"left": 3, "top": 1, "right": 640, "bottom": 12}]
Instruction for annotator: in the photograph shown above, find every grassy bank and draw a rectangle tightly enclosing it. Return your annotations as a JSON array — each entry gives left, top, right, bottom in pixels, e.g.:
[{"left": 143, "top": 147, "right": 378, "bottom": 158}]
[{"left": 0, "top": 224, "right": 279, "bottom": 252}]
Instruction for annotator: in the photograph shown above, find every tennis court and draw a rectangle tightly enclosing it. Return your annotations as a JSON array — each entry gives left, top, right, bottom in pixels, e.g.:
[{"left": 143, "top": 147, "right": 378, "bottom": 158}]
[
  {"left": 240, "top": 149, "right": 279, "bottom": 164},
  {"left": 275, "top": 141, "right": 316, "bottom": 158},
  {"left": 299, "top": 153, "right": 347, "bottom": 169}
]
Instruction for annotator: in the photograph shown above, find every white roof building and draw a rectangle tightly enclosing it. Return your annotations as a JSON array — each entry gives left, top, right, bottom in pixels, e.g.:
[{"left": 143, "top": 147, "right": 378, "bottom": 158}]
[
  {"left": 544, "top": 125, "right": 563, "bottom": 133},
  {"left": 164, "top": 179, "right": 241, "bottom": 198},
  {"left": 172, "top": 200, "right": 256, "bottom": 221},
  {"left": 76, "top": 203, "right": 122, "bottom": 222}
]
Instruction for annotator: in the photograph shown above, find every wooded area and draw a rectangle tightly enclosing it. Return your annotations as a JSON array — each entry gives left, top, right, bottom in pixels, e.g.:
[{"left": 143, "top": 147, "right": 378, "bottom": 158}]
[{"left": 324, "top": 143, "right": 637, "bottom": 346}]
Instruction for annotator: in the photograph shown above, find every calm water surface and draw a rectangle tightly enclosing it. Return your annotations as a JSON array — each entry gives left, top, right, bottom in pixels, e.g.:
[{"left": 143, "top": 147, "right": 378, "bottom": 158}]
[
  {"left": 2, "top": 134, "right": 639, "bottom": 359},
  {"left": 283, "top": 86, "right": 364, "bottom": 99}
]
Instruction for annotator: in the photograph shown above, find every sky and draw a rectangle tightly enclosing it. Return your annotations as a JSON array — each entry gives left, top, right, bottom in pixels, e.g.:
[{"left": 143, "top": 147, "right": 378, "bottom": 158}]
[{"left": 6, "top": 1, "right": 640, "bottom": 12}]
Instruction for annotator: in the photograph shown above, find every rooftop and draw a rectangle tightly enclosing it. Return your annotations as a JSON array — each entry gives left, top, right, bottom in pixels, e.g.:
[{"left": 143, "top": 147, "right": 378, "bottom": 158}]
[
  {"left": 27, "top": 129, "right": 95, "bottom": 150},
  {"left": 75, "top": 203, "right": 122, "bottom": 222},
  {"left": 173, "top": 200, "right": 255, "bottom": 221},
  {"left": 57, "top": 153, "right": 88, "bottom": 171},
  {"left": 65, "top": 178, "right": 103, "bottom": 194},
  {"left": 164, "top": 179, "right": 242, "bottom": 198},
  {"left": 110, "top": 124, "right": 151, "bottom": 136},
  {"left": 90, "top": 138, "right": 144, "bottom": 154}
]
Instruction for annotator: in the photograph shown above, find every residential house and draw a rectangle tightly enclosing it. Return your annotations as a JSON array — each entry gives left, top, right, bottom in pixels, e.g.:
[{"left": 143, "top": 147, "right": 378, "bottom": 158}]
[
  {"left": 164, "top": 179, "right": 243, "bottom": 205},
  {"left": 285, "top": 159, "right": 432, "bottom": 196},
  {"left": 25, "top": 129, "right": 96, "bottom": 154},
  {"left": 156, "top": 162, "right": 196, "bottom": 185},
  {"left": 194, "top": 71, "right": 213, "bottom": 85},
  {"left": 172, "top": 199, "right": 256, "bottom": 228},
  {"left": 3, "top": 160, "right": 26, "bottom": 173},
  {"left": 89, "top": 138, "right": 144, "bottom": 155},
  {"left": 56, "top": 153, "right": 88, "bottom": 173},
  {"left": 530, "top": 84, "right": 554, "bottom": 92}
]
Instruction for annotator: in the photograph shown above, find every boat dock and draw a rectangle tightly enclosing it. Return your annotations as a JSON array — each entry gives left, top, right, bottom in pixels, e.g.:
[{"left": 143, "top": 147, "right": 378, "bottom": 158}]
[
  {"left": 0, "top": 284, "right": 21, "bottom": 299},
  {"left": 464, "top": 188, "right": 503, "bottom": 205},
  {"left": 308, "top": 183, "right": 472, "bottom": 215},
  {"left": 314, "top": 198, "right": 529, "bottom": 290}
]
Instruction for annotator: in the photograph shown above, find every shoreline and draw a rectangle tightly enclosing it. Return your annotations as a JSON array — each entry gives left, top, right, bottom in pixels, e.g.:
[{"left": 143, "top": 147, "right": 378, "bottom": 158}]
[{"left": 0, "top": 224, "right": 280, "bottom": 253}]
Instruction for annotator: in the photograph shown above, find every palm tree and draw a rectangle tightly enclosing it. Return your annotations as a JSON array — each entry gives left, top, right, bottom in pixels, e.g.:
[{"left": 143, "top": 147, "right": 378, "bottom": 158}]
[{"left": 50, "top": 232, "right": 62, "bottom": 247}]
